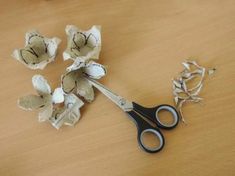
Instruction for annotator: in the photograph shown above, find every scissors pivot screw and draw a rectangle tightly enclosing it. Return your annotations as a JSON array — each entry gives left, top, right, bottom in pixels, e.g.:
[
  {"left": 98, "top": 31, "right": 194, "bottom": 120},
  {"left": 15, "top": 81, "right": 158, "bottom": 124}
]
[{"left": 119, "top": 98, "right": 126, "bottom": 106}]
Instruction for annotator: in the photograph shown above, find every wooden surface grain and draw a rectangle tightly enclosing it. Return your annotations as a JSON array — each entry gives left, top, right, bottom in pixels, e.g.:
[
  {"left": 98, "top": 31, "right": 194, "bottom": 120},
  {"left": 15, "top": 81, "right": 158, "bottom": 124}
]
[{"left": 0, "top": 0, "right": 235, "bottom": 175}]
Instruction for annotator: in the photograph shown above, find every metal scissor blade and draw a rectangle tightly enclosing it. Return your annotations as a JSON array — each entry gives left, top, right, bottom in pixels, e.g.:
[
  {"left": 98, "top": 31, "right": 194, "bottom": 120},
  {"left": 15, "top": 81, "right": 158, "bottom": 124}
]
[{"left": 84, "top": 76, "right": 133, "bottom": 111}]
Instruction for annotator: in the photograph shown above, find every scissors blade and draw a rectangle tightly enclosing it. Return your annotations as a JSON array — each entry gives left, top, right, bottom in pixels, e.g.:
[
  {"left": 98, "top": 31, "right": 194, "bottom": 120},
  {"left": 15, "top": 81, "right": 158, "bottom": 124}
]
[{"left": 84, "top": 76, "right": 133, "bottom": 112}]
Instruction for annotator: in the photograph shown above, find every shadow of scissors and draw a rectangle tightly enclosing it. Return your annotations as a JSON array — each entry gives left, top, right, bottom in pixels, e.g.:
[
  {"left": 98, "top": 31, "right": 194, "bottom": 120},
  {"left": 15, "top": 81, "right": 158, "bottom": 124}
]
[{"left": 85, "top": 76, "right": 180, "bottom": 153}]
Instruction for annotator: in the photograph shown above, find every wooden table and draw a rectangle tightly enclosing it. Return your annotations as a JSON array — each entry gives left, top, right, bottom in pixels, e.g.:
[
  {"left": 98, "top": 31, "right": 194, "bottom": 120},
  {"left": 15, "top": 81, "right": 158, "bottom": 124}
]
[{"left": 0, "top": 0, "right": 234, "bottom": 175}]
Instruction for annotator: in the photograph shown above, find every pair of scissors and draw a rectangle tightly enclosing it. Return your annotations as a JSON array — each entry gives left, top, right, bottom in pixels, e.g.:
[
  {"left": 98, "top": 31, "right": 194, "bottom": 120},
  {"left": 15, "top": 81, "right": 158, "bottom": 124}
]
[{"left": 85, "top": 76, "right": 180, "bottom": 153}]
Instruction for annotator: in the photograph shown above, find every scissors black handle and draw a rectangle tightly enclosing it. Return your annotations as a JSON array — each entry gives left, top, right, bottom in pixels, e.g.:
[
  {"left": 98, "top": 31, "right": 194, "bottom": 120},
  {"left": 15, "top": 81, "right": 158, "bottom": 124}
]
[
  {"left": 126, "top": 102, "right": 179, "bottom": 153},
  {"left": 126, "top": 110, "right": 165, "bottom": 153},
  {"left": 132, "top": 102, "right": 179, "bottom": 129}
]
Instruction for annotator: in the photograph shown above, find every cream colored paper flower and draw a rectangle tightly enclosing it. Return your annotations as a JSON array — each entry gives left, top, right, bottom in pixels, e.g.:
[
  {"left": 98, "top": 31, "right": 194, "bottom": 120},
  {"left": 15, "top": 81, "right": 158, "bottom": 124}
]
[
  {"left": 63, "top": 25, "right": 101, "bottom": 61},
  {"left": 12, "top": 31, "right": 61, "bottom": 69},
  {"left": 61, "top": 59, "right": 106, "bottom": 102},
  {"left": 18, "top": 75, "right": 84, "bottom": 128}
]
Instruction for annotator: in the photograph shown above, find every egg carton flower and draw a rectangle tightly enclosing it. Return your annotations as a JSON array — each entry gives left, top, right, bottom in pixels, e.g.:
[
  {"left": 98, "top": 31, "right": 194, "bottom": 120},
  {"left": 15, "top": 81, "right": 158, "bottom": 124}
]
[
  {"left": 63, "top": 25, "right": 101, "bottom": 61},
  {"left": 12, "top": 30, "right": 61, "bottom": 69},
  {"left": 18, "top": 75, "right": 84, "bottom": 128},
  {"left": 61, "top": 58, "right": 106, "bottom": 102}
]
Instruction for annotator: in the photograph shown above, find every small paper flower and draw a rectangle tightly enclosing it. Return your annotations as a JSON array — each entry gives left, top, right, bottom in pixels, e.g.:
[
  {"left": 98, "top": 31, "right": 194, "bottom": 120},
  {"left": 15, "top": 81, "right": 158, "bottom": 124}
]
[
  {"left": 18, "top": 75, "right": 84, "bottom": 128},
  {"left": 12, "top": 30, "right": 61, "bottom": 69},
  {"left": 61, "top": 59, "right": 106, "bottom": 102},
  {"left": 63, "top": 25, "right": 101, "bottom": 61},
  {"left": 18, "top": 75, "right": 63, "bottom": 122}
]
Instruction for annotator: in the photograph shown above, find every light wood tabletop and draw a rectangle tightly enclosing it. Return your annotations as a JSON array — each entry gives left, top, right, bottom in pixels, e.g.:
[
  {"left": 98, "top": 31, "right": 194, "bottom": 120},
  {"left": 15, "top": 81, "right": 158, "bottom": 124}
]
[{"left": 0, "top": 0, "right": 235, "bottom": 175}]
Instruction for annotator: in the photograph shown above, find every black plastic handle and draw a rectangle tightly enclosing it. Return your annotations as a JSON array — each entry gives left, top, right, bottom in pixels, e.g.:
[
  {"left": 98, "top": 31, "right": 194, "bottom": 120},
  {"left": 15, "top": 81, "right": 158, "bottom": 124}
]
[
  {"left": 126, "top": 111, "right": 165, "bottom": 153},
  {"left": 132, "top": 102, "right": 180, "bottom": 130}
]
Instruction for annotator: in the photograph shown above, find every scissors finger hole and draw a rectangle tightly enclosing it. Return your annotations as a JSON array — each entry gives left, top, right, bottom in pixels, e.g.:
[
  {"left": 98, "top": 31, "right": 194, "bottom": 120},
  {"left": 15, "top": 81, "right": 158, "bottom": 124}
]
[
  {"left": 156, "top": 110, "right": 175, "bottom": 125},
  {"left": 140, "top": 129, "right": 163, "bottom": 152},
  {"left": 156, "top": 106, "right": 178, "bottom": 128}
]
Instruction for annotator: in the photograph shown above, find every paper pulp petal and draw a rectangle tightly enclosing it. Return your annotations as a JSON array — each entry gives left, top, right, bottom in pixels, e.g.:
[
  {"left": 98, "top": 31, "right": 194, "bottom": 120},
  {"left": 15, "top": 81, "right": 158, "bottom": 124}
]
[
  {"left": 32, "top": 75, "right": 51, "bottom": 95},
  {"left": 61, "top": 71, "right": 78, "bottom": 94},
  {"left": 64, "top": 94, "right": 84, "bottom": 126},
  {"left": 38, "top": 103, "right": 53, "bottom": 122},
  {"left": 76, "top": 77, "right": 94, "bottom": 102},
  {"left": 18, "top": 95, "right": 46, "bottom": 110},
  {"left": 84, "top": 61, "right": 106, "bottom": 79},
  {"left": 52, "top": 87, "right": 65, "bottom": 104},
  {"left": 44, "top": 37, "right": 61, "bottom": 58},
  {"left": 49, "top": 107, "right": 66, "bottom": 129},
  {"left": 66, "top": 58, "right": 86, "bottom": 72},
  {"left": 65, "top": 93, "right": 84, "bottom": 110},
  {"left": 27, "top": 34, "right": 46, "bottom": 56}
]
